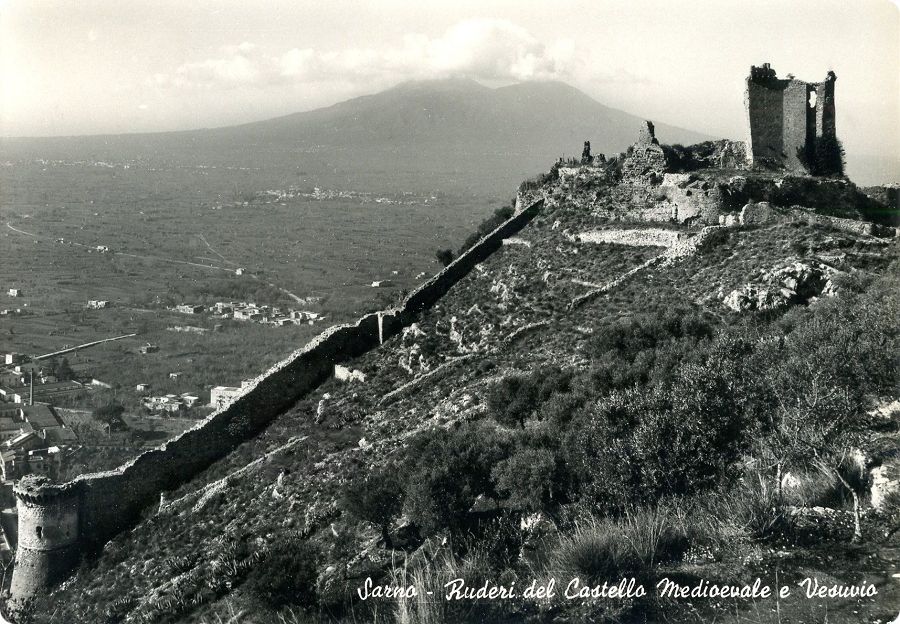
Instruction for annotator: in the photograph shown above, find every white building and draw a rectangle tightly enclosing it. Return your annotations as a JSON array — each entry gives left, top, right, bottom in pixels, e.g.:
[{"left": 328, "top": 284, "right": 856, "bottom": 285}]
[
  {"left": 209, "top": 385, "right": 243, "bottom": 408},
  {"left": 180, "top": 394, "right": 200, "bottom": 408}
]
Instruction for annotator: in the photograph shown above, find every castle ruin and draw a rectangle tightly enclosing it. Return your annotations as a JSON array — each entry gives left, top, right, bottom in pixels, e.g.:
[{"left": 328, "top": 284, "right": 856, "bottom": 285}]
[
  {"left": 744, "top": 63, "right": 837, "bottom": 172},
  {"left": 7, "top": 477, "right": 80, "bottom": 613}
]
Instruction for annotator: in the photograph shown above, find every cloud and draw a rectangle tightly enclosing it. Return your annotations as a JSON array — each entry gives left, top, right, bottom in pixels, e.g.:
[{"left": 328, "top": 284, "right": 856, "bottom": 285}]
[{"left": 153, "top": 19, "right": 577, "bottom": 90}]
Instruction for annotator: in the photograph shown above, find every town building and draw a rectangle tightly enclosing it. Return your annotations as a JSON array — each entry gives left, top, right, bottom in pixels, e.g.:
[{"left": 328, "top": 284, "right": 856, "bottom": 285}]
[
  {"left": 179, "top": 394, "right": 200, "bottom": 408},
  {"left": 209, "top": 381, "right": 252, "bottom": 408},
  {"left": 4, "top": 353, "right": 26, "bottom": 366},
  {"left": 141, "top": 395, "right": 184, "bottom": 413},
  {"left": 174, "top": 304, "right": 204, "bottom": 314}
]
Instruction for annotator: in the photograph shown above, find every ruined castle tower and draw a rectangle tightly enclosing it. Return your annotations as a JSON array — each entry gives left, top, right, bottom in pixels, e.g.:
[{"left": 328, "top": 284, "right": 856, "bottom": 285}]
[
  {"left": 7, "top": 476, "right": 81, "bottom": 619},
  {"left": 621, "top": 120, "right": 668, "bottom": 184},
  {"left": 744, "top": 63, "right": 837, "bottom": 172}
]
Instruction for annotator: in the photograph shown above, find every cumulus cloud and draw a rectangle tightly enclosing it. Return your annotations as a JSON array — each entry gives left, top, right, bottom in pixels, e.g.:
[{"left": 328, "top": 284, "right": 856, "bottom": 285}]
[{"left": 154, "top": 19, "right": 577, "bottom": 90}]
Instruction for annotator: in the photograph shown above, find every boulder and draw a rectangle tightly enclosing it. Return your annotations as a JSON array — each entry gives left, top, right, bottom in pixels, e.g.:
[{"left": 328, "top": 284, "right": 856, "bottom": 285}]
[{"left": 739, "top": 201, "right": 779, "bottom": 225}]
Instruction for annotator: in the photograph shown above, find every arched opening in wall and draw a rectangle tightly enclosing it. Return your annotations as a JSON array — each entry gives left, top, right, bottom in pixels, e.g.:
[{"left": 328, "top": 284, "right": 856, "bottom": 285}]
[
  {"left": 36, "top": 526, "right": 42, "bottom": 540},
  {"left": 808, "top": 91, "right": 817, "bottom": 108}
]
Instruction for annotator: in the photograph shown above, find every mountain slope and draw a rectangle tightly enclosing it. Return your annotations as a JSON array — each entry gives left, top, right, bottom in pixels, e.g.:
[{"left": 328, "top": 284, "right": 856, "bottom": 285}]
[
  {"left": 0, "top": 80, "right": 711, "bottom": 196},
  {"left": 223, "top": 78, "right": 709, "bottom": 156}
]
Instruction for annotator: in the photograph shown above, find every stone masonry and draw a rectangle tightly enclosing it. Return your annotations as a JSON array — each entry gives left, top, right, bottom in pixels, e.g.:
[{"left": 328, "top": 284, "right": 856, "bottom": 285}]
[{"left": 744, "top": 63, "right": 837, "bottom": 172}]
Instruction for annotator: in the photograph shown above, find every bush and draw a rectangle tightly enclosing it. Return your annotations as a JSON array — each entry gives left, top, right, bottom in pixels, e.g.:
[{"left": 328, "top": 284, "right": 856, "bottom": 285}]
[
  {"left": 492, "top": 447, "right": 566, "bottom": 513},
  {"left": 391, "top": 547, "right": 500, "bottom": 624},
  {"left": 486, "top": 366, "right": 572, "bottom": 428},
  {"left": 342, "top": 464, "right": 404, "bottom": 547},
  {"left": 716, "top": 474, "right": 789, "bottom": 540},
  {"left": 94, "top": 402, "right": 125, "bottom": 428},
  {"left": 798, "top": 136, "right": 846, "bottom": 177},
  {"left": 485, "top": 374, "right": 537, "bottom": 428},
  {"left": 403, "top": 422, "right": 513, "bottom": 536}
]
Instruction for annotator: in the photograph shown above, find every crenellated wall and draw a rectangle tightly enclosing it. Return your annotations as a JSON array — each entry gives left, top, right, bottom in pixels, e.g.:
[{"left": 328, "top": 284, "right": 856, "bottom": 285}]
[{"left": 5, "top": 199, "right": 544, "bottom": 618}]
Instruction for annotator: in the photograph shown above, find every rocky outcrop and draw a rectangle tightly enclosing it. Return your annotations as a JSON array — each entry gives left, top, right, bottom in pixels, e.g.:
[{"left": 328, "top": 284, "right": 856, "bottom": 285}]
[{"left": 723, "top": 261, "right": 840, "bottom": 312}]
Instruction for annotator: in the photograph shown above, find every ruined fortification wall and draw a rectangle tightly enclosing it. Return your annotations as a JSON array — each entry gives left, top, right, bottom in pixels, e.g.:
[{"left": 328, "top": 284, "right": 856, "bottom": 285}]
[
  {"left": 739, "top": 202, "right": 897, "bottom": 238},
  {"left": 8, "top": 483, "right": 80, "bottom": 601},
  {"left": 745, "top": 64, "right": 837, "bottom": 172},
  {"left": 745, "top": 77, "right": 785, "bottom": 167},
  {"left": 8, "top": 200, "right": 544, "bottom": 611}
]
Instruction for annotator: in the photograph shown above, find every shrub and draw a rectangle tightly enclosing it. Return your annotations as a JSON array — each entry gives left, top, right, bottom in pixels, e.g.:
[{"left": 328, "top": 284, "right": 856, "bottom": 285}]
[
  {"left": 342, "top": 464, "right": 404, "bottom": 547},
  {"left": 549, "top": 517, "right": 637, "bottom": 583},
  {"left": 797, "top": 136, "right": 845, "bottom": 177},
  {"left": 485, "top": 374, "right": 538, "bottom": 428},
  {"left": 403, "top": 422, "right": 513, "bottom": 536},
  {"left": 717, "top": 474, "right": 789, "bottom": 540},
  {"left": 94, "top": 402, "right": 126, "bottom": 428},
  {"left": 492, "top": 447, "right": 566, "bottom": 513},
  {"left": 486, "top": 366, "right": 572, "bottom": 428}
]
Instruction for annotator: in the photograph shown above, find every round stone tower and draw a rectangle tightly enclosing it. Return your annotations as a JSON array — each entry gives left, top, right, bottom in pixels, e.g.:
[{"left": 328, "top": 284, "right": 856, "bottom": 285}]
[{"left": 6, "top": 476, "right": 81, "bottom": 619}]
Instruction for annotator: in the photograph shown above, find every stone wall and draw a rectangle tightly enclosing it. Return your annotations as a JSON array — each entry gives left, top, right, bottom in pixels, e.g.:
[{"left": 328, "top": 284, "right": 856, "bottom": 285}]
[
  {"left": 6, "top": 200, "right": 544, "bottom": 613},
  {"left": 575, "top": 228, "right": 682, "bottom": 247},
  {"left": 738, "top": 202, "right": 897, "bottom": 238}
]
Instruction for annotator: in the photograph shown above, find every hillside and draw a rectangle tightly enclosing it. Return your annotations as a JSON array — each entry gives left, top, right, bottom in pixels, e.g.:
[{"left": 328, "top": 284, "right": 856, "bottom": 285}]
[
  {"left": 21, "top": 132, "right": 900, "bottom": 623},
  {"left": 226, "top": 79, "right": 708, "bottom": 154}
]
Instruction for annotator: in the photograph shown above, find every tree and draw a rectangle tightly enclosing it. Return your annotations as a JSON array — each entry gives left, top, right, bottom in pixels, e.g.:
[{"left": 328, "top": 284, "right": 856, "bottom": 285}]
[
  {"left": 94, "top": 402, "right": 125, "bottom": 428},
  {"left": 486, "top": 374, "right": 537, "bottom": 428},
  {"left": 342, "top": 465, "right": 404, "bottom": 548},
  {"left": 54, "top": 357, "right": 74, "bottom": 381},
  {"left": 435, "top": 248, "right": 455, "bottom": 267}
]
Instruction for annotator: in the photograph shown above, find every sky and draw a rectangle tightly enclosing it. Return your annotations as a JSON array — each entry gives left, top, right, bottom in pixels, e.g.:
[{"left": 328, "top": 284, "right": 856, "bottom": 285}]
[{"left": 1, "top": 0, "right": 897, "bottom": 161}]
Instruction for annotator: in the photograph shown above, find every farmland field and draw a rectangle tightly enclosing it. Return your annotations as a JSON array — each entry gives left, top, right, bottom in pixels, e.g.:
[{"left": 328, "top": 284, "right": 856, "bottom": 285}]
[{"left": 0, "top": 140, "right": 517, "bottom": 416}]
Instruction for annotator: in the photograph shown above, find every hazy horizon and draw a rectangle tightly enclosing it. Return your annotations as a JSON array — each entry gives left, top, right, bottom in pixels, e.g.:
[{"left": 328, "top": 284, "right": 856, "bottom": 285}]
[{"left": 2, "top": 0, "right": 898, "bottom": 166}]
